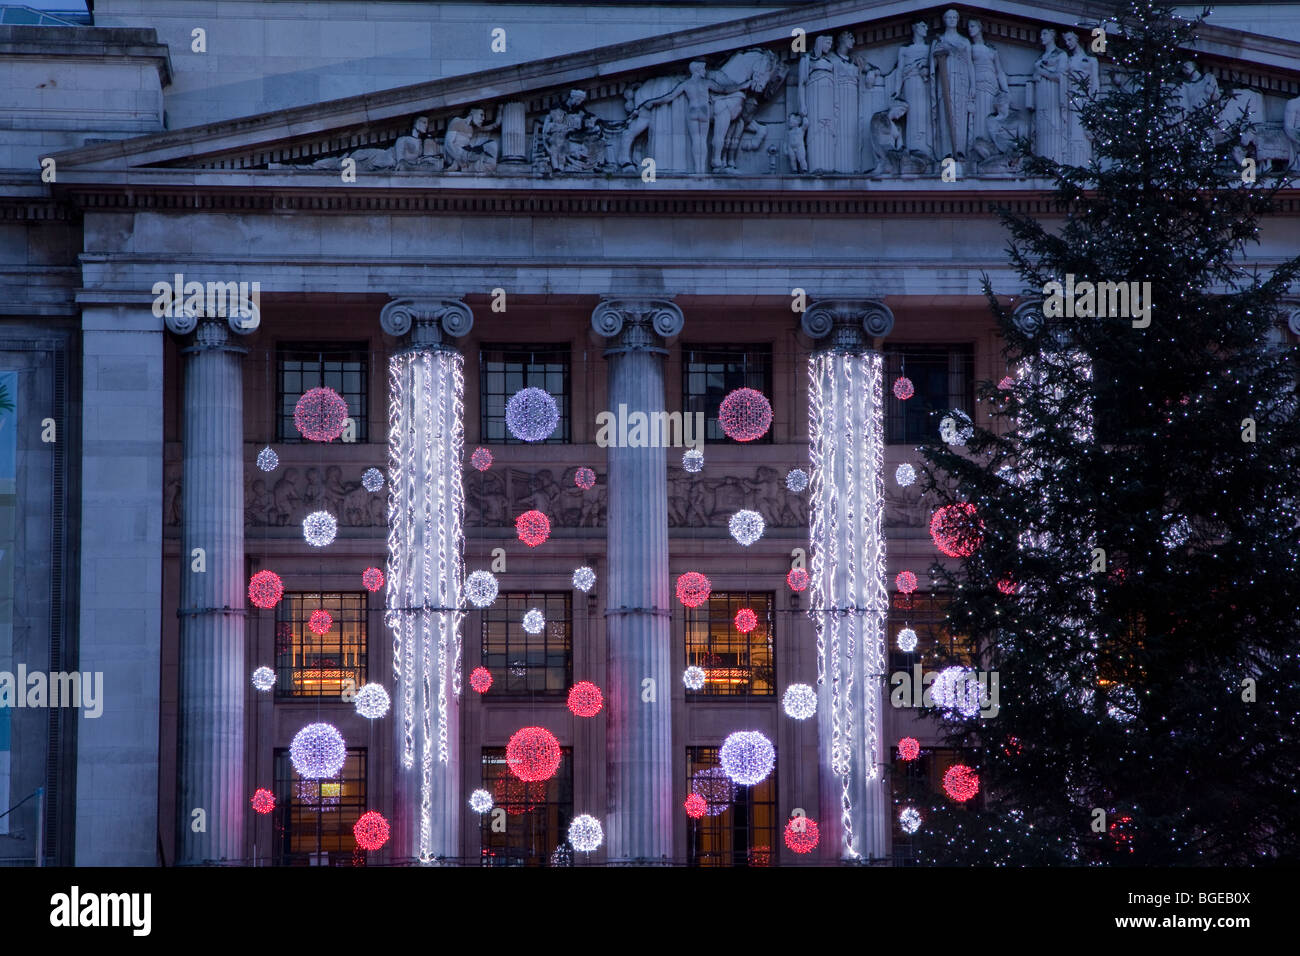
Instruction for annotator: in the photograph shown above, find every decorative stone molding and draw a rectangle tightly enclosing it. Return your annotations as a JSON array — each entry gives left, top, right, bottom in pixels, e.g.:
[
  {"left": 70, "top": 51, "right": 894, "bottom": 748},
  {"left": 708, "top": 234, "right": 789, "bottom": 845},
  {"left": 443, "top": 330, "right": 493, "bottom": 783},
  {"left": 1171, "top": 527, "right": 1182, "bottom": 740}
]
[
  {"left": 591, "top": 298, "right": 685, "bottom": 350},
  {"left": 1285, "top": 301, "right": 1300, "bottom": 336},
  {"left": 381, "top": 297, "right": 474, "bottom": 344},
  {"left": 802, "top": 299, "right": 894, "bottom": 349},
  {"left": 1011, "top": 296, "right": 1045, "bottom": 336},
  {"left": 169, "top": 315, "right": 254, "bottom": 351}
]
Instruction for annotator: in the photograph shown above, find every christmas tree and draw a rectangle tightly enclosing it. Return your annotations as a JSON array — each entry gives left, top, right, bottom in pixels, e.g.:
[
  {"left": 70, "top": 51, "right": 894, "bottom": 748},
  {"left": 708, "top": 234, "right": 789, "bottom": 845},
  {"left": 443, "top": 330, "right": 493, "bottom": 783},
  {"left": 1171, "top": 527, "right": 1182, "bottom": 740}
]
[{"left": 915, "top": 1, "right": 1300, "bottom": 864}]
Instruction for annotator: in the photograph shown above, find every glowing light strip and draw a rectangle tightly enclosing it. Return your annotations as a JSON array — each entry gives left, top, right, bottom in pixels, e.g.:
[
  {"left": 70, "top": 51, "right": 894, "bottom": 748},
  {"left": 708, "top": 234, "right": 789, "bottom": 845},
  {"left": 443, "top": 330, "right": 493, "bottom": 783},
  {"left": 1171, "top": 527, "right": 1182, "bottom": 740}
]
[{"left": 419, "top": 351, "right": 434, "bottom": 861}]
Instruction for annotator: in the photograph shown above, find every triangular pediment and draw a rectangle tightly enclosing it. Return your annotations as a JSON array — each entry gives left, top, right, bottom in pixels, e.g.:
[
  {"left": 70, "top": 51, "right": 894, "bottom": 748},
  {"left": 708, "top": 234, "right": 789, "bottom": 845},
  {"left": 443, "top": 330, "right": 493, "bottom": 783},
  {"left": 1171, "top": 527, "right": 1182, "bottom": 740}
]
[{"left": 49, "top": 0, "right": 1300, "bottom": 188}]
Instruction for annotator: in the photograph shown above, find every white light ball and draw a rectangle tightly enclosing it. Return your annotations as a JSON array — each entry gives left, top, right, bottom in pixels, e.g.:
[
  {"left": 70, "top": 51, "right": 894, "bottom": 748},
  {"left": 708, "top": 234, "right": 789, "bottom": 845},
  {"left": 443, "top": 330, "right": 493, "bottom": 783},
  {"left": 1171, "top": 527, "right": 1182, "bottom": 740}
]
[
  {"left": 782, "top": 683, "right": 817, "bottom": 720},
  {"left": 522, "top": 608, "right": 545, "bottom": 635},
  {"left": 290, "top": 722, "right": 347, "bottom": 779},
  {"left": 940, "top": 411, "right": 974, "bottom": 446},
  {"left": 572, "top": 566, "right": 596, "bottom": 592},
  {"left": 568, "top": 814, "right": 604, "bottom": 853},
  {"left": 729, "top": 509, "right": 765, "bottom": 546},
  {"left": 897, "top": 628, "right": 918, "bottom": 652},
  {"left": 785, "top": 468, "right": 809, "bottom": 493},
  {"left": 899, "top": 806, "right": 922, "bottom": 834},
  {"left": 469, "top": 789, "right": 494, "bottom": 814},
  {"left": 465, "top": 570, "right": 499, "bottom": 608},
  {"left": 718, "top": 730, "right": 775, "bottom": 786},
  {"left": 353, "top": 682, "right": 390, "bottom": 719},
  {"left": 302, "top": 511, "right": 338, "bottom": 547},
  {"left": 932, "top": 665, "right": 982, "bottom": 718},
  {"left": 895, "top": 463, "right": 916, "bottom": 487},
  {"left": 682, "top": 448, "right": 704, "bottom": 473},
  {"left": 361, "top": 468, "right": 384, "bottom": 492},
  {"left": 256, "top": 446, "right": 278, "bottom": 472},
  {"left": 683, "top": 666, "right": 706, "bottom": 690},
  {"left": 505, "top": 387, "right": 560, "bottom": 442},
  {"left": 251, "top": 666, "right": 276, "bottom": 692}
]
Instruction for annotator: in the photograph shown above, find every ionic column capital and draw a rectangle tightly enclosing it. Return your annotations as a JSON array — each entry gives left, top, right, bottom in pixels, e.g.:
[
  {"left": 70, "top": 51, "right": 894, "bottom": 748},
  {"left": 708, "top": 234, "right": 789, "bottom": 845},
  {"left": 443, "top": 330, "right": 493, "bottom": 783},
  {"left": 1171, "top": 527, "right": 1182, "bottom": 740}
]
[
  {"left": 177, "top": 317, "right": 250, "bottom": 355},
  {"left": 381, "top": 296, "right": 474, "bottom": 347},
  {"left": 591, "top": 297, "right": 684, "bottom": 353},
  {"left": 802, "top": 299, "right": 894, "bottom": 350}
]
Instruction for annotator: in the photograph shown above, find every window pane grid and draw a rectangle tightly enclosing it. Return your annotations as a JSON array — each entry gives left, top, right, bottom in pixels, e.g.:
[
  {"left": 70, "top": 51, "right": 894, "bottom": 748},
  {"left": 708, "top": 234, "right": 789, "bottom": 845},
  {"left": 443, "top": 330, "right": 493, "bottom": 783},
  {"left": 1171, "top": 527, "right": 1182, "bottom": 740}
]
[
  {"left": 884, "top": 346, "right": 973, "bottom": 445},
  {"left": 272, "top": 749, "right": 368, "bottom": 866},
  {"left": 276, "top": 343, "right": 369, "bottom": 442},
  {"left": 684, "top": 592, "right": 775, "bottom": 697},
  {"left": 480, "top": 592, "right": 572, "bottom": 694},
  {"left": 478, "top": 747, "right": 573, "bottom": 866},
  {"left": 479, "top": 345, "right": 571, "bottom": 443},
  {"left": 275, "top": 592, "right": 368, "bottom": 698},
  {"left": 681, "top": 344, "right": 773, "bottom": 444},
  {"left": 888, "top": 592, "right": 975, "bottom": 673},
  {"left": 686, "top": 746, "right": 777, "bottom": 867}
]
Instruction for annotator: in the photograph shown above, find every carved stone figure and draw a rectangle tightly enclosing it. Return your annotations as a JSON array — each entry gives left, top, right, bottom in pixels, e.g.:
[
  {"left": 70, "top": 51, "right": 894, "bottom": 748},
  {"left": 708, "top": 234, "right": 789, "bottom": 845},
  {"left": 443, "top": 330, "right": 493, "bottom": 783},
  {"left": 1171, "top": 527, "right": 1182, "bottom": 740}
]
[
  {"left": 785, "top": 113, "right": 809, "bottom": 172},
  {"left": 930, "top": 9, "right": 975, "bottom": 160},
  {"left": 1286, "top": 95, "right": 1300, "bottom": 170},
  {"left": 1029, "top": 28, "right": 1068, "bottom": 163},
  {"left": 967, "top": 18, "right": 1009, "bottom": 146},
  {"left": 641, "top": 61, "right": 734, "bottom": 174},
  {"left": 1178, "top": 60, "right": 1221, "bottom": 117},
  {"left": 868, "top": 99, "right": 909, "bottom": 175},
  {"left": 308, "top": 115, "right": 441, "bottom": 172},
  {"left": 799, "top": 34, "right": 837, "bottom": 172},
  {"left": 444, "top": 107, "right": 501, "bottom": 172},
  {"left": 719, "top": 95, "right": 766, "bottom": 170},
  {"left": 1062, "top": 32, "right": 1100, "bottom": 165},
  {"left": 618, "top": 74, "right": 690, "bottom": 171},
  {"left": 830, "top": 31, "right": 863, "bottom": 173},
  {"left": 972, "top": 94, "right": 1030, "bottom": 174},
  {"left": 893, "top": 21, "right": 934, "bottom": 161},
  {"left": 706, "top": 49, "right": 787, "bottom": 172},
  {"left": 541, "top": 89, "right": 607, "bottom": 173}
]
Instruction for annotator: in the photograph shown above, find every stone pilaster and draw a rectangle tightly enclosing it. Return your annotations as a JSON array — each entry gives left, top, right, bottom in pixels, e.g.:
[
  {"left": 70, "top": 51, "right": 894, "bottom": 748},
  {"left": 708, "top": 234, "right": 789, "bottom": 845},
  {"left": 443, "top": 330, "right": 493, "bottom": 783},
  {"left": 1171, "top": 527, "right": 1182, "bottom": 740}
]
[
  {"left": 590, "top": 297, "right": 683, "bottom": 864},
  {"left": 381, "top": 296, "right": 472, "bottom": 864},
  {"left": 802, "top": 299, "right": 894, "bottom": 863}
]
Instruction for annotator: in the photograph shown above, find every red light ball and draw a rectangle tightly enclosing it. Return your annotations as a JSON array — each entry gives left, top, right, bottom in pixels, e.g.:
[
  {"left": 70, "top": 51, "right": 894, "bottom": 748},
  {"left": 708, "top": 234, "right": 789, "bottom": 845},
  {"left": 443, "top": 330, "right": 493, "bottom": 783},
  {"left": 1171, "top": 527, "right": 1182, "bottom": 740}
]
[
  {"left": 248, "top": 570, "right": 284, "bottom": 609},
  {"left": 574, "top": 467, "right": 596, "bottom": 490},
  {"left": 506, "top": 726, "right": 562, "bottom": 782},
  {"left": 784, "top": 816, "right": 820, "bottom": 853},
  {"left": 515, "top": 510, "right": 551, "bottom": 547},
  {"left": 943, "top": 764, "right": 980, "bottom": 803},
  {"left": 718, "top": 387, "right": 773, "bottom": 442},
  {"left": 567, "top": 681, "right": 604, "bottom": 718},
  {"left": 469, "top": 667, "right": 492, "bottom": 693},
  {"left": 997, "top": 576, "right": 1016, "bottom": 595},
  {"left": 786, "top": 568, "right": 809, "bottom": 592},
  {"left": 684, "top": 793, "right": 707, "bottom": 819},
  {"left": 675, "top": 572, "right": 712, "bottom": 608},
  {"left": 929, "top": 503, "right": 985, "bottom": 558},
  {"left": 353, "top": 810, "right": 391, "bottom": 851},
  {"left": 250, "top": 788, "right": 275, "bottom": 815},
  {"left": 293, "top": 386, "right": 349, "bottom": 442},
  {"left": 734, "top": 607, "right": 758, "bottom": 633},
  {"left": 892, "top": 376, "right": 915, "bottom": 400},
  {"left": 308, "top": 609, "right": 333, "bottom": 636},
  {"left": 898, "top": 737, "right": 921, "bottom": 761},
  {"left": 470, "top": 447, "right": 493, "bottom": 471},
  {"left": 895, "top": 571, "right": 918, "bottom": 594},
  {"left": 362, "top": 567, "right": 384, "bottom": 592}
]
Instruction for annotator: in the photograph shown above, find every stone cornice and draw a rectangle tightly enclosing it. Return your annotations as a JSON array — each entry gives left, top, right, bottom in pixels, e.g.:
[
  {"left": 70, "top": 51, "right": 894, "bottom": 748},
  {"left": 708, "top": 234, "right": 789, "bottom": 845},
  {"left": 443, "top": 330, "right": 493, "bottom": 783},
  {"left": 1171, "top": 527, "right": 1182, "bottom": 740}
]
[{"left": 0, "top": 24, "right": 172, "bottom": 86}]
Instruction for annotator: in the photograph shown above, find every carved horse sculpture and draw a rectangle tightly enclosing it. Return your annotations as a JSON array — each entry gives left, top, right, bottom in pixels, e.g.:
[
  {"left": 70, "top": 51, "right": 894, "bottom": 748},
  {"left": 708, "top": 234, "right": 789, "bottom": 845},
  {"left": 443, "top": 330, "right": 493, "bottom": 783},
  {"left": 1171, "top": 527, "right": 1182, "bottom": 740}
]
[{"left": 707, "top": 49, "right": 788, "bottom": 171}]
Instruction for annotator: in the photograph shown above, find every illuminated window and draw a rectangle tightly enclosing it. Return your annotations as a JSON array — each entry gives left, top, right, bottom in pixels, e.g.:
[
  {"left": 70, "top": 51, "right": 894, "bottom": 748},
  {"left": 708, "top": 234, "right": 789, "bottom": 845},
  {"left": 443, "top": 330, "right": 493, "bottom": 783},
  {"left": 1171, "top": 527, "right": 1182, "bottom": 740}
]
[
  {"left": 478, "top": 747, "right": 573, "bottom": 866},
  {"left": 884, "top": 346, "right": 973, "bottom": 444},
  {"left": 479, "top": 344, "right": 570, "bottom": 443},
  {"left": 273, "top": 748, "right": 367, "bottom": 866},
  {"left": 479, "top": 592, "right": 572, "bottom": 695},
  {"left": 888, "top": 592, "right": 975, "bottom": 672},
  {"left": 682, "top": 344, "right": 773, "bottom": 443},
  {"left": 684, "top": 592, "right": 774, "bottom": 697},
  {"left": 277, "top": 342, "right": 368, "bottom": 442},
  {"left": 686, "top": 746, "right": 777, "bottom": 867},
  {"left": 275, "top": 593, "right": 367, "bottom": 698}
]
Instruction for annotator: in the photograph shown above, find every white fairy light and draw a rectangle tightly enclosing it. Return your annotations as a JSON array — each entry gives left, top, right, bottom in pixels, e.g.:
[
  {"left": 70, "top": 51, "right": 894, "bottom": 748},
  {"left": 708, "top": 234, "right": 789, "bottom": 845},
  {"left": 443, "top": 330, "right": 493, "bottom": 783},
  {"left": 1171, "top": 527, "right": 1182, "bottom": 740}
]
[
  {"left": 302, "top": 511, "right": 338, "bottom": 547},
  {"left": 895, "top": 463, "right": 916, "bottom": 487},
  {"left": 256, "top": 446, "right": 278, "bottom": 472},
  {"left": 361, "top": 467, "right": 385, "bottom": 492},
  {"left": 522, "top": 608, "right": 545, "bottom": 635},
  {"left": 899, "top": 807, "right": 922, "bottom": 834},
  {"left": 931, "top": 666, "right": 983, "bottom": 719},
  {"left": 572, "top": 566, "right": 596, "bottom": 592},
  {"left": 940, "top": 410, "right": 974, "bottom": 446},
  {"left": 719, "top": 731, "right": 775, "bottom": 786},
  {"left": 683, "top": 666, "right": 706, "bottom": 690},
  {"left": 290, "top": 722, "right": 347, "bottom": 779},
  {"left": 353, "top": 682, "right": 391, "bottom": 719},
  {"left": 469, "top": 789, "right": 494, "bottom": 814},
  {"left": 728, "top": 509, "right": 765, "bottom": 546},
  {"left": 786, "top": 468, "right": 809, "bottom": 493},
  {"left": 783, "top": 683, "right": 817, "bottom": 720},
  {"left": 505, "top": 387, "right": 560, "bottom": 442},
  {"left": 568, "top": 814, "right": 604, "bottom": 853},
  {"left": 465, "top": 570, "right": 499, "bottom": 608},
  {"left": 896, "top": 628, "right": 918, "bottom": 652},
  {"left": 682, "top": 448, "right": 704, "bottom": 473},
  {"left": 251, "top": 666, "right": 276, "bottom": 692}
]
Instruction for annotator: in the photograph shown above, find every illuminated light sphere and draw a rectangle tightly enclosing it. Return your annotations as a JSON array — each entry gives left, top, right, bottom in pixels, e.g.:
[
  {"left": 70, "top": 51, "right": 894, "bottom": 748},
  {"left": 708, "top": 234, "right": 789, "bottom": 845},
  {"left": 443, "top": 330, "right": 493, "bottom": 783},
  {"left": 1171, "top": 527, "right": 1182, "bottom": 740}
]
[
  {"left": 997, "top": 576, "right": 1016, "bottom": 596},
  {"left": 896, "top": 627, "right": 918, "bottom": 652},
  {"left": 895, "top": 571, "right": 918, "bottom": 594},
  {"left": 302, "top": 511, "right": 338, "bottom": 547},
  {"left": 248, "top": 570, "right": 284, "bottom": 609},
  {"left": 785, "top": 468, "right": 809, "bottom": 493},
  {"left": 572, "top": 566, "right": 596, "bottom": 593},
  {"left": 469, "top": 667, "right": 493, "bottom": 694},
  {"left": 506, "top": 726, "right": 562, "bottom": 782},
  {"left": 943, "top": 764, "right": 981, "bottom": 803},
  {"left": 932, "top": 665, "right": 982, "bottom": 718},
  {"left": 250, "top": 788, "right": 275, "bottom": 815},
  {"left": 782, "top": 683, "right": 817, "bottom": 720},
  {"left": 899, "top": 807, "right": 922, "bottom": 834},
  {"left": 470, "top": 447, "right": 493, "bottom": 472},
  {"left": 567, "top": 681, "right": 604, "bottom": 718},
  {"left": 522, "top": 608, "right": 545, "bottom": 635},
  {"left": 718, "top": 387, "right": 773, "bottom": 442},
  {"left": 898, "top": 737, "right": 921, "bottom": 761},
  {"left": 892, "top": 376, "right": 915, "bottom": 400},
  {"left": 997, "top": 375, "right": 1015, "bottom": 390},
  {"left": 353, "top": 682, "right": 391, "bottom": 719},
  {"left": 676, "top": 571, "right": 712, "bottom": 608},
  {"left": 682, "top": 665, "right": 706, "bottom": 690},
  {"left": 293, "top": 386, "right": 349, "bottom": 442},
  {"left": 719, "top": 731, "right": 775, "bottom": 786},
  {"left": 895, "top": 463, "right": 917, "bottom": 487},
  {"left": 504, "top": 387, "right": 560, "bottom": 442},
  {"left": 362, "top": 567, "right": 384, "bottom": 592},
  {"left": 550, "top": 843, "right": 574, "bottom": 867},
  {"left": 353, "top": 811, "right": 391, "bottom": 851},
  {"left": 361, "top": 467, "right": 385, "bottom": 492},
  {"left": 728, "top": 509, "right": 765, "bottom": 546},
  {"left": 469, "top": 789, "right": 494, "bottom": 814},
  {"left": 684, "top": 792, "right": 707, "bottom": 819},
  {"left": 784, "top": 816, "right": 820, "bottom": 854},
  {"left": 290, "top": 722, "right": 347, "bottom": 779},
  {"left": 786, "top": 568, "right": 809, "bottom": 592},
  {"left": 940, "top": 411, "right": 974, "bottom": 447},
  {"left": 734, "top": 607, "right": 758, "bottom": 634},
  {"left": 465, "top": 570, "right": 499, "bottom": 608},
  {"left": 308, "top": 609, "right": 333, "bottom": 636},
  {"left": 515, "top": 509, "right": 551, "bottom": 547},
  {"left": 574, "top": 467, "right": 596, "bottom": 490},
  {"left": 568, "top": 814, "right": 604, "bottom": 853},
  {"left": 256, "top": 446, "right": 279, "bottom": 472},
  {"left": 929, "top": 503, "right": 985, "bottom": 557},
  {"left": 251, "top": 666, "right": 276, "bottom": 692},
  {"left": 690, "top": 767, "right": 735, "bottom": 816},
  {"left": 682, "top": 448, "right": 704, "bottom": 473}
]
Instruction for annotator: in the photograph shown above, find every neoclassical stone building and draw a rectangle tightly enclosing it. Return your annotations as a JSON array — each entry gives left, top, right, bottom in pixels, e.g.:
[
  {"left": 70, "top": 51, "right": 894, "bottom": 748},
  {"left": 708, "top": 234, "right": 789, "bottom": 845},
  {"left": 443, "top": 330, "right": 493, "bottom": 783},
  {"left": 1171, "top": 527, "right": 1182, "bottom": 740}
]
[{"left": 2, "top": 0, "right": 1298, "bottom": 866}]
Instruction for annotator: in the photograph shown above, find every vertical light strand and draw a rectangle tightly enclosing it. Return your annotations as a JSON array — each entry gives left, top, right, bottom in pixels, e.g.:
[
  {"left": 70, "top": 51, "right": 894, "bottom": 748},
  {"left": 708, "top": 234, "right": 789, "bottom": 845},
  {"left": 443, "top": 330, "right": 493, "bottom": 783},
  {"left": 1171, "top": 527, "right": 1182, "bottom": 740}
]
[
  {"left": 434, "top": 353, "right": 449, "bottom": 766},
  {"left": 861, "top": 353, "right": 887, "bottom": 786},
  {"left": 419, "top": 351, "right": 435, "bottom": 861},
  {"left": 448, "top": 356, "right": 466, "bottom": 699}
]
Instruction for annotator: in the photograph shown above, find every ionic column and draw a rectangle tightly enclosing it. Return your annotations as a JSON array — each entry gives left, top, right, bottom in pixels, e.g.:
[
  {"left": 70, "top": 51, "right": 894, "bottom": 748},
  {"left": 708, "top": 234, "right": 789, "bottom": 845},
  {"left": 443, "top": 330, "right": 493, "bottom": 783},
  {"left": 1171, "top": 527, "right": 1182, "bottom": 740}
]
[
  {"left": 803, "top": 299, "right": 894, "bottom": 863},
  {"left": 590, "top": 298, "right": 683, "bottom": 864},
  {"left": 170, "top": 311, "right": 254, "bottom": 864},
  {"left": 381, "top": 297, "right": 473, "bottom": 864}
]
